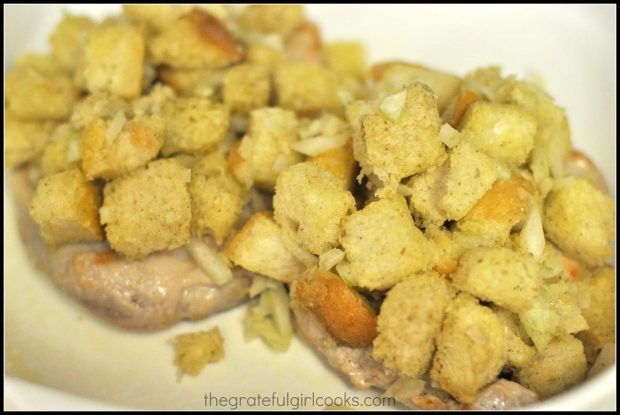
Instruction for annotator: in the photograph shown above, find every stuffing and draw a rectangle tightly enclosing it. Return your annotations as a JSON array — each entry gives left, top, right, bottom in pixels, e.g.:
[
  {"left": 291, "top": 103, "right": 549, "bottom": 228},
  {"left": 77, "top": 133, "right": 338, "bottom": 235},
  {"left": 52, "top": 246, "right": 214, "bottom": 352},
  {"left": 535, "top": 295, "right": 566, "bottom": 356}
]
[
  {"left": 122, "top": 5, "right": 192, "bottom": 32},
  {"left": 172, "top": 327, "right": 224, "bottom": 377},
  {"left": 273, "top": 162, "right": 356, "bottom": 255},
  {"left": 273, "top": 62, "right": 341, "bottom": 114},
  {"left": 373, "top": 272, "right": 455, "bottom": 377},
  {"left": 13, "top": 53, "right": 65, "bottom": 75},
  {"left": 325, "top": 42, "right": 366, "bottom": 80},
  {"left": 309, "top": 139, "right": 356, "bottom": 191},
  {"left": 284, "top": 22, "right": 323, "bottom": 64},
  {"left": 131, "top": 83, "right": 177, "bottom": 117},
  {"left": 222, "top": 64, "right": 271, "bottom": 113},
  {"left": 80, "top": 114, "right": 165, "bottom": 180},
  {"left": 99, "top": 159, "right": 192, "bottom": 259},
  {"left": 238, "top": 5, "right": 305, "bottom": 36},
  {"left": 70, "top": 92, "right": 131, "bottom": 129},
  {"left": 40, "top": 124, "right": 81, "bottom": 175},
  {"left": 224, "top": 212, "right": 306, "bottom": 282},
  {"left": 460, "top": 101, "right": 537, "bottom": 166},
  {"left": 424, "top": 225, "right": 465, "bottom": 276},
  {"left": 29, "top": 168, "right": 103, "bottom": 249},
  {"left": 49, "top": 14, "right": 95, "bottom": 72},
  {"left": 227, "top": 141, "right": 253, "bottom": 189},
  {"left": 245, "top": 42, "right": 285, "bottom": 68},
  {"left": 5, "top": 112, "right": 56, "bottom": 167},
  {"left": 430, "top": 294, "right": 505, "bottom": 404},
  {"left": 291, "top": 269, "right": 377, "bottom": 347},
  {"left": 441, "top": 88, "right": 483, "bottom": 127},
  {"left": 160, "top": 97, "right": 229, "bottom": 156},
  {"left": 578, "top": 267, "right": 615, "bottom": 348},
  {"left": 543, "top": 178, "right": 614, "bottom": 267},
  {"left": 83, "top": 22, "right": 145, "bottom": 99},
  {"left": 494, "top": 306, "right": 537, "bottom": 369},
  {"left": 158, "top": 67, "right": 225, "bottom": 98},
  {"left": 149, "top": 9, "right": 243, "bottom": 70},
  {"left": 340, "top": 196, "right": 434, "bottom": 290},
  {"left": 406, "top": 163, "right": 449, "bottom": 226},
  {"left": 516, "top": 336, "right": 587, "bottom": 398}
]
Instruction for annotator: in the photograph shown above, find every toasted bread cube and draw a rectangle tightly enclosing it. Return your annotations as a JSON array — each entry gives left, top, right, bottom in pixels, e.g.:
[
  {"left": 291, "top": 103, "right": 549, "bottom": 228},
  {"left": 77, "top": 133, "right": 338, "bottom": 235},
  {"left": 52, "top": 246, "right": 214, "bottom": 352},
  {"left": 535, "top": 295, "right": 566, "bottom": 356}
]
[
  {"left": 373, "top": 272, "right": 454, "bottom": 377},
  {"left": 227, "top": 141, "right": 253, "bottom": 189},
  {"left": 172, "top": 327, "right": 224, "bottom": 377},
  {"left": 406, "top": 164, "right": 449, "bottom": 226},
  {"left": 430, "top": 294, "right": 505, "bottom": 404},
  {"left": 40, "top": 124, "right": 81, "bottom": 175},
  {"left": 325, "top": 42, "right": 365, "bottom": 80},
  {"left": 123, "top": 5, "right": 192, "bottom": 32},
  {"left": 273, "top": 162, "right": 356, "bottom": 255},
  {"left": 461, "top": 102, "right": 536, "bottom": 166},
  {"left": 273, "top": 62, "right": 341, "bottom": 114},
  {"left": 29, "top": 168, "right": 103, "bottom": 248},
  {"left": 83, "top": 23, "right": 145, "bottom": 99},
  {"left": 245, "top": 42, "right": 285, "bottom": 68},
  {"left": 357, "top": 84, "right": 446, "bottom": 188},
  {"left": 543, "top": 178, "right": 614, "bottom": 267},
  {"left": 224, "top": 212, "right": 306, "bottom": 282},
  {"left": 340, "top": 196, "right": 434, "bottom": 290},
  {"left": 6, "top": 67, "right": 78, "bottom": 120},
  {"left": 494, "top": 306, "right": 536, "bottom": 369},
  {"left": 292, "top": 269, "right": 377, "bottom": 347},
  {"left": 158, "top": 67, "right": 225, "bottom": 97},
  {"left": 14, "top": 53, "right": 66, "bottom": 75},
  {"left": 238, "top": 5, "right": 304, "bottom": 36},
  {"left": 149, "top": 9, "right": 242, "bottom": 70},
  {"left": 579, "top": 267, "right": 615, "bottom": 348},
  {"left": 160, "top": 97, "right": 229, "bottom": 156},
  {"left": 309, "top": 139, "right": 356, "bottom": 191},
  {"left": 284, "top": 22, "right": 323, "bottom": 64},
  {"left": 50, "top": 14, "right": 95, "bottom": 72},
  {"left": 370, "top": 61, "right": 461, "bottom": 112},
  {"left": 81, "top": 114, "right": 165, "bottom": 180},
  {"left": 100, "top": 159, "right": 191, "bottom": 259},
  {"left": 223, "top": 64, "right": 270, "bottom": 113},
  {"left": 517, "top": 336, "right": 587, "bottom": 398},
  {"left": 5, "top": 112, "right": 56, "bottom": 167},
  {"left": 70, "top": 92, "right": 131, "bottom": 130}
]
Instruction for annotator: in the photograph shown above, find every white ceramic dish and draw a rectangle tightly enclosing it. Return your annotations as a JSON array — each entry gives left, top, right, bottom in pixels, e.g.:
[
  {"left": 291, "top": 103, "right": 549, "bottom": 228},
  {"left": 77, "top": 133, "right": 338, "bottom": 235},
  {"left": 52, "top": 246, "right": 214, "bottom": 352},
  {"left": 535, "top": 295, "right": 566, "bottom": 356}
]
[{"left": 4, "top": 4, "right": 616, "bottom": 410}]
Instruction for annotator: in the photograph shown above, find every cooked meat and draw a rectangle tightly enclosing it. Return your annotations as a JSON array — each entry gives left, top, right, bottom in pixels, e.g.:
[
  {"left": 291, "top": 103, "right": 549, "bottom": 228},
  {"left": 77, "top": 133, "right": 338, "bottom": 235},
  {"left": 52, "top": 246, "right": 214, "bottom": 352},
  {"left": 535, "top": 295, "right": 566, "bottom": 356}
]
[
  {"left": 470, "top": 379, "right": 539, "bottom": 409},
  {"left": 11, "top": 167, "right": 251, "bottom": 330}
]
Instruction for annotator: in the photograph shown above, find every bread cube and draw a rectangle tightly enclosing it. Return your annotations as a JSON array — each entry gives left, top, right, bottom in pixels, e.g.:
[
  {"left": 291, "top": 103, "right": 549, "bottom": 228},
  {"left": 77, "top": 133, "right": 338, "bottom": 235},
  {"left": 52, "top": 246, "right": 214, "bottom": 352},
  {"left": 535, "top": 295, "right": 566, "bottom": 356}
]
[
  {"left": 543, "top": 178, "right": 614, "bottom": 267},
  {"left": 158, "top": 67, "right": 225, "bottom": 97},
  {"left": 100, "top": 159, "right": 192, "bottom": 259},
  {"left": 223, "top": 64, "right": 270, "bottom": 113},
  {"left": 284, "top": 22, "right": 323, "bottom": 63},
  {"left": 430, "top": 294, "right": 505, "bottom": 404},
  {"left": 83, "top": 23, "right": 145, "bottom": 99},
  {"left": 224, "top": 212, "right": 306, "bottom": 282},
  {"left": 29, "top": 168, "right": 103, "bottom": 249},
  {"left": 149, "top": 9, "right": 242, "bottom": 70},
  {"left": 238, "top": 5, "right": 304, "bottom": 36},
  {"left": 309, "top": 139, "right": 356, "bottom": 191},
  {"left": 161, "top": 97, "right": 229, "bottom": 156},
  {"left": 325, "top": 42, "right": 365, "bottom": 80},
  {"left": 50, "top": 14, "right": 95, "bottom": 72},
  {"left": 81, "top": 114, "right": 165, "bottom": 180},
  {"left": 123, "top": 5, "right": 192, "bottom": 32},
  {"left": 579, "top": 267, "right": 615, "bottom": 348},
  {"left": 516, "top": 336, "right": 587, "bottom": 398},
  {"left": 273, "top": 162, "right": 356, "bottom": 255},
  {"left": 340, "top": 196, "right": 434, "bottom": 290},
  {"left": 14, "top": 53, "right": 65, "bottom": 75},
  {"left": 70, "top": 92, "right": 131, "bottom": 129},
  {"left": 406, "top": 164, "right": 449, "bottom": 226},
  {"left": 373, "top": 272, "right": 454, "bottom": 376},
  {"left": 40, "top": 124, "right": 81, "bottom": 175},
  {"left": 494, "top": 306, "right": 536, "bottom": 369},
  {"left": 245, "top": 42, "right": 285, "bottom": 68},
  {"left": 5, "top": 112, "right": 56, "bottom": 167},
  {"left": 273, "top": 62, "right": 341, "bottom": 114}
]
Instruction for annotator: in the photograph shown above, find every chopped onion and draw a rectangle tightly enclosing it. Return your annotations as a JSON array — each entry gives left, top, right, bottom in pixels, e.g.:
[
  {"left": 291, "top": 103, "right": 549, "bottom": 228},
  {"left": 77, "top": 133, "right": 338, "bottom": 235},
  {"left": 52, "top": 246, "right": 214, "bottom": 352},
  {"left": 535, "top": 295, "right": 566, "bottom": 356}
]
[
  {"left": 280, "top": 228, "right": 318, "bottom": 267},
  {"left": 188, "top": 238, "right": 233, "bottom": 286},
  {"left": 380, "top": 89, "right": 407, "bottom": 123},
  {"left": 271, "top": 153, "right": 290, "bottom": 174},
  {"left": 520, "top": 205, "right": 545, "bottom": 260},
  {"left": 290, "top": 135, "right": 348, "bottom": 157},
  {"left": 338, "top": 90, "right": 354, "bottom": 107},
  {"left": 383, "top": 377, "right": 426, "bottom": 403},
  {"left": 319, "top": 248, "right": 345, "bottom": 271},
  {"left": 243, "top": 283, "right": 293, "bottom": 352},
  {"left": 439, "top": 123, "right": 462, "bottom": 148},
  {"left": 248, "top": 275, "right": 281, "bottom": 298},
  {"left": 66, "top": 138, "right": 81, "bottom": 162},
  {"left": 335, "top": 260, "right": 355, "bottom": 286},
  {"left": 106, "top": 111, "right": 126, "bottom": 141}
]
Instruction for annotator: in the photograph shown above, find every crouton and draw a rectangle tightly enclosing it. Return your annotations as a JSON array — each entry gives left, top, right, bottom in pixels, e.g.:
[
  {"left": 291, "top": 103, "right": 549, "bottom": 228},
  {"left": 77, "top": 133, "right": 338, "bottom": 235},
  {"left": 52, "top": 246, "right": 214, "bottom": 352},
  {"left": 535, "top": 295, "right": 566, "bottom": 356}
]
[
  {"left": 430, "top": 294, "right": 505, "bottom": 404},
  {"left": 441, "top": 88, "right": 482, "bottom": 127},
  {"left": 70, "top": 92, "right": 131, "bottom": 129},
  {"left": 160, "top": 97, "right": 229, "bottom": 156},
  {"left": 494, "top": 306, "right": 536, "bottom": 369},
  {"left": 5, "top": 112, "right": 56, "bottom": 167},
  {"left": 100, "top": 159, "right": 192, "bottom": 259},
  {"left": 566, "top": 149, "right": 608, "bottom": 193},
  {"left": 40, "top": 124, "right": 81, "bottom": 175},
  {"left": 172, "top": 327, "right": 224, "bottom": 377},
  {"left": 273, "top": 162, "right": 356, "bottom": 255},
  {"left": 325, "top": 42, "right": 365, "bottom": 80},
  {"left": 309, "top": 139, "right": 356, "bottom": 191},
  {"left": 233, "top": 108, "right": 301, "bottom": 189},
  {"left": 224, "top": 212, "right": 306, "bottom": 282},
  {"left": 149, "top": 9, "right": 243, "bottom": 70},
  {"left": 29, "top": 168, "right": 103, "bottom": 249},
  {"left": 292, "top": 269, "right": 377, "bottom": 347},
  {"left": 5, "top": 66, "right": 78, "bottom": 121},
  {"left": 131, "top": 83, "right": 176, "bottom": 117},
  {"left": 356, "top": 83, "right": 446, "bottom": 189},
  {"left": 373, "top": 272, "right": 455, "bottom": 377},
  {"left": 158, "top": 67, "right": 225, "bottom": 97},
  {"left": 49, "top": 14, "right": 95, "bottom": 72},
  {"left": 543, "top": 178, "right": 614, "bottom": 267},
  {"left": 516, "top": 336, "right": 587, "bottom": 398},
  {"left": 340, "top": 196, "right": 434, "bottom": 290},
  {"left": 406, "top": 163, "right": 449, "bottom": 226},
  {"left": 238, "top": 5, "right": 305, "bottom": 36},
  {"left": 123, "top": 5, "right": 192, "bottom": 32},
  {"left": 223, "top": 64, "right": 271, "bottom": 113},
  {"left": 578, "top": 267, "right": 615, "bottom": 348},
  {"left": 284, "top": 22, "right": 323, "bottom": 63},
  {"left": 424, "top": 225, "right": 465, "bottom": 276},
  {"left": 460, "top": 102, "right": 537, "bottom": 166},
  {"left": 83, "top": 22, "right": 145, "bottom": 99},
  {"left": 370, "top": 61, "right": 461, "bottom": 112},
  {"left": 81, "top": 114, "right": 165, "bottom": 180},
  {"left": 273, "top": 62, "right": 341, "bottom": 114},
  {"left": 245, "top": 42, "right": 285, "bottom": 68},
  {"left": 227, "top": 141, "right": 253, "bottom": 188}
]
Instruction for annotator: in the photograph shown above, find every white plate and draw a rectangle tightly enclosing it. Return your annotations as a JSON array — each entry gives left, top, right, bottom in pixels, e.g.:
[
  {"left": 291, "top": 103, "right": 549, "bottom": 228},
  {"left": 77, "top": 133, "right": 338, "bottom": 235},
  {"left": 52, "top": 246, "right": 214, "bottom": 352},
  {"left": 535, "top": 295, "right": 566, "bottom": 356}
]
[{"left": 4, "top": 4, "right": 616, "bottom": 410}]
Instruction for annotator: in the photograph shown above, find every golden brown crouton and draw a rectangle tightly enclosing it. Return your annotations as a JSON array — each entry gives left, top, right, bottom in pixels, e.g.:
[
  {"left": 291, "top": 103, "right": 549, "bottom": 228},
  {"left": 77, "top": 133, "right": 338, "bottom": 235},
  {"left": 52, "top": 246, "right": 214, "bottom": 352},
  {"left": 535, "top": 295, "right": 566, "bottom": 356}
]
[
  {"left": 340, "top": 196, "right": 434, "bottom": 290},
  {"left": 325, "top": 42, "right": 366, "bottom": 80},
  {"left": 149, "top": 9, "right": 243, "bottom": 70},
  {"left": 158, "top": 67, "right": 225, "bottom": 97},
  {"left": 245, "top": 42, "right": 285, "bottom": 68},
  {"left": 5, "top": 112, "right": 56, "bottom": 167},
  {"left": 29, "top": 168, "right": 103, "bottom": 249},
  {"left": 578, "top": 267, "right": 615, "bottom": 348},
  {"left": 69, "top": 92, "right": 131, "bottom": 129},
  {"left": 160, "top": 97, "right": 229, "bottom": 156},
  {"left": 123, "top": 5, "right": 192, "bottom": 32},
  {"left": 224, "top": 212, "right": 306, "bottom": 282},
  {"left": 227, "top": 141, "right": 253, "bottom": 189},
  {"left": 460, "top": 101, "right": 537, "bottom": 167},
  {"left": 441, "top": 88, "right": 482, "bottom": 127},
  {"left": 516, "top": 336, "right": 587, "bottom": 398},
  {"left": 40, "top": 124, "right": 81, "bottom": 175},
  {"left": 273, "top": 162, "right": 356, "bottom": 255},
  {"left": 273, "top": 62, "right": 341, "bottom": 114},
  {"left": 430, "top": 294, "right": 505, "bottom": 404},
  {"left": 83, "top": 22, "right": 145, "bottom": 99},
  {"left": 291, "top": 269, "right": 377, "bottom": 347},
  {"left": 373, "top": 272, "right": 455, "bottom": 377},
  {"left": 100, "top": 159, "right": 192, "bottom": 259},
  {"left": 81, "top": 114, "right": 165, "bottom": 180},
  {"left": 284, "top": 22, "right": 323, "bottom": 63},
  {"left": 543, "top": 178, "right": 614, "bottom": 267},
  {"left": 309, "top": 139, "right": 356, "bottom": 191},
  {"left": 223, "top": 64, "right": 271, "bottom": 113},
  {"left": 49, "top": 14, "right": 95, "bottom": 72},
  {"left": 424, "top": 225, "right": 465, "bottom": 276},
  {"left": 238, "top": 5, "right": 305, "bottom": 36}
]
